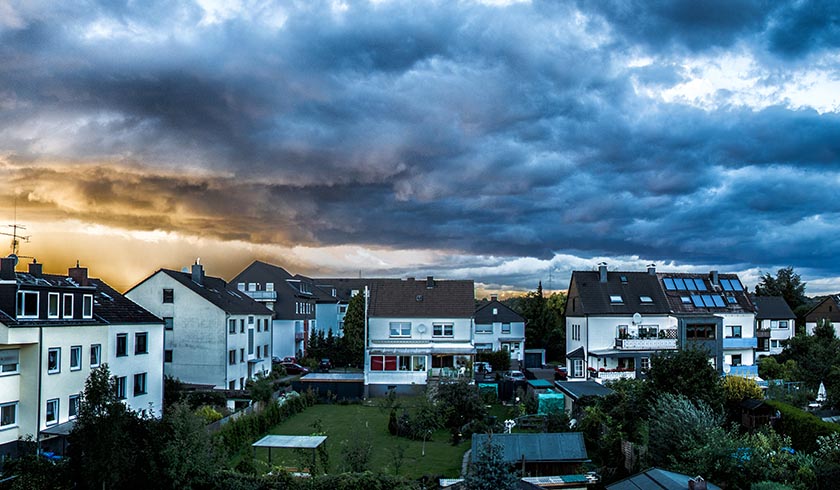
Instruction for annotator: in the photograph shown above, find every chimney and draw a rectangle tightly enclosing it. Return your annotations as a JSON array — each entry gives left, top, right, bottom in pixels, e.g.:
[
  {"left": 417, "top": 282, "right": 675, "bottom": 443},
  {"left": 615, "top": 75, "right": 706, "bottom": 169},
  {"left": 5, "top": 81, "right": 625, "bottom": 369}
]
[
  {"left": 29, "top": 259, "right": 43, "bottom": 277},
  {"left": 426, "top": 276, "right": 435, "bottom": 289},
  {"left": 191, "top": 260, "right": 204, "bottom": 285},
  {"left": 710, "top": 270, "right": 719, "bottom": 286},
  {"left": 598, "top": 262, "right": 608, "bottom": 283},
  {"left": 68, "top": 261, "right": 89, "bottom": 286},
  {"left": 490, "top": 293, "right": 498, "bottom": 301},
  {"left": 647, "top": 264, "right": 656, "bottom": 275},
  {"left": 0, "top": 257, "right": 15, "bottom": 281}
]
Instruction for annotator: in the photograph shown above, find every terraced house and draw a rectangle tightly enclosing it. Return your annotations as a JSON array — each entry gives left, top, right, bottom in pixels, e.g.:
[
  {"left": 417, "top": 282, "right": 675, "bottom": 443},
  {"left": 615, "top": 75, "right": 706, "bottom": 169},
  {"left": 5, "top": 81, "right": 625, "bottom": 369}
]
[{"left": 564, "top": 264, "right": 758, "bottom": 382}]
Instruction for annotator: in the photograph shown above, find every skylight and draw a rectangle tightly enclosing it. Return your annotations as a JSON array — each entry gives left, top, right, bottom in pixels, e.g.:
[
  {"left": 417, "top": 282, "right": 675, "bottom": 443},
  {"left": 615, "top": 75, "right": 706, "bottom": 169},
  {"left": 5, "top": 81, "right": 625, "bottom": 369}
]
[
  {"left": 681, "top": 296, "right": 692, "bottom": 304},
  {"left": 694, "top": 278, "right": 707, "bottom": 291},
  {"left": 663, "top": 278, "right": 676, "bottom": 290},
  {"left": 674, "top": 278, "right": 687, "bottom": 290},
  {"left": 640, "top": 296, "right": 653, "bottom": 303},
  {"left": 610, "top": 295, "right": 623, "bottom": 304},
  {"left": 727, "top": 296, "right": 738, "bottom": 304}
]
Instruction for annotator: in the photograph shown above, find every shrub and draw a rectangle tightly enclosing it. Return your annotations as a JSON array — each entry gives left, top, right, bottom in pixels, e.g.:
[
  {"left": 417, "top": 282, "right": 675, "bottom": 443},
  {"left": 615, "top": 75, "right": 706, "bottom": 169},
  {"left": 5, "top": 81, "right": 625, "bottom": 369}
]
[
  {"left": 765, "top": 400, "right": 840, "bottom": 452},
  {"left": 195, "top": 405, "right": 223, "bottom": 424}
]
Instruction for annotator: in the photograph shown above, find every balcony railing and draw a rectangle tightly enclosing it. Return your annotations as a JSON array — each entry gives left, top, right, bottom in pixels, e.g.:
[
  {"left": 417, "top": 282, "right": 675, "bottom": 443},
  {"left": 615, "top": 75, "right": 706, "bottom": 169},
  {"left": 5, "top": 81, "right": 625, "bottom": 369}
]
[
  {"left": 615, "top": 338, "right": 677, "bottom": 350},
  {"left": 591, "top": 370, "right": 636, "bottom": 382},
  {"left": 244, "top": 290, "right": 277, "bottom": 301},
  {"left": 756, "top": 329, "right": 771, "bottom": 338},
  {"left": 723, "top": 337, "right": 757, "bottom": 349}
]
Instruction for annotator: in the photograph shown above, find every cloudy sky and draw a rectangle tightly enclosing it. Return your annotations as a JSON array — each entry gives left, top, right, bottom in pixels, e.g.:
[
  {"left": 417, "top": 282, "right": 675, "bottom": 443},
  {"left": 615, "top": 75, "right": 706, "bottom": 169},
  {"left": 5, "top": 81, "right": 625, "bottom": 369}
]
[{"left": 1, "top": 0, "right": 839, "bottom": 295}]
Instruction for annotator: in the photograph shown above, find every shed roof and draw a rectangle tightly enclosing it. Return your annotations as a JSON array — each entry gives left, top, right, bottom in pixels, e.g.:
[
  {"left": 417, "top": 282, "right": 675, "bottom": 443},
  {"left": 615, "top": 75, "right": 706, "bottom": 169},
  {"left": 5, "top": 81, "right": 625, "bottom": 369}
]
[
  {"left": 252, "top": 435, "right": 327, "bottom": 449},
  {"left": 607, "top": 467, "right": 721, "bottom": 490},
  {"left": 471, "top": 433, "right": 588, "bottom": 464},
  {"left": 554, "top": 380, "right": 614, "bottom": 400}
]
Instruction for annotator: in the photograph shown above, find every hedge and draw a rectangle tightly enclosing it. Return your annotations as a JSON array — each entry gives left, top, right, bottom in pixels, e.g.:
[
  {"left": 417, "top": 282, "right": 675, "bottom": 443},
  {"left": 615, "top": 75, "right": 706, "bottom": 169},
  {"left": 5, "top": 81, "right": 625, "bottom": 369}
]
[{"left": 764, "top": 400, "right": 840, "bottom": 453}]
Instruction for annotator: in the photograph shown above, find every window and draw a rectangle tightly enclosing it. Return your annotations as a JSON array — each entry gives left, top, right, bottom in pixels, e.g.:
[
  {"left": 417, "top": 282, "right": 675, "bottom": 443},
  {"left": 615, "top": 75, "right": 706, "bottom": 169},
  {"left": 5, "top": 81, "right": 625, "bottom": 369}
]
[
  {"left": 240, "top": 319, "right": 244, "bottom": 333},
  {"left": 82, "top": 294, "right": 93, "bottom": 318},
  {"left": 0, "top": 349, "right": 19, "bottom": 374},
  {"left": 164, "top": 317, "right": 174, "bottom": 330},
  {"left": 389, "top": 322, "right": 411, "bottom": 337},
  {"left": 134, "top": 372, "right": 147, "bottom": 396},
  {"left": 240, "top": 348, "right": 245, "bottom": 363},
  {"left": 771, "top": 340, "right": 781, "bottom": 349},
  {"left": 63, "top": 293, "right": 74, "bottom": 318},
  {"left": 475, "top": 343, "right": 493, "bottom": 351},
  {"left": 475, "top": 324, "right": 492, "bottom": 334},
  {"left": 571, "top": 324, "right": 581, "bottom": 341},
  {"left": 370, "top": 355, "right": 425, "bottom": 371},
  {"left": 727, "top": 326, "right": 742, "bottom": 338},
  {"left": 572, "top": 359, "right": 584, "bottom": 378},
  {"left": 229, "top": 319, "right": 236, "bottom": 334},
  {"left": 248, "top": 329, "right": 254, "bottom": 355},
  {"left": 255, "top": 320, "right": 260, "bottom": 332},
  {"left": 16, "top": 291, "right": 38, "bottom": 318},
  {"left": 730, "top": 354, "right": 742, "bottom": 366},
  {"left": 116, "top": 334, "right": 128, "bottom": 357},
  {"left": 674, "top": 278, "right": 687, "bottom": 290},
  {"left": 164, "top": 350, "right": 173, "bottom": 362},
  {"left": 609, "top": 295, "right": 623, "bottom": 304},
  {"left": 295, "top": 303, "right": 299, "bottom": 314},
  {"left": 237, "top": 282, "right": 245, "bottom": 291},
  {"left": 502, "top": 323, "right": 511, "bottom": 334},
  {"left": 248, "top": 283, "right": 257, "bottom": 291},
  {"left": 114, "top": 376, "right": 126, "bottom": 399},
  {"left": 264, "top": 345, "right": 269, "bottom": 358},
  {"left": 90, "top": 344, "right": 101, "bottom": 367},
  {"left": 339, "top": 305, "right": 347, "bottom": 313},
  {"left": 639, "top": 296, "right": 653, "bottom": 303},
  {"left": 70, "top": 345, "right": 82, "bottom": 371},
  {"left": 46, "top": 399, "right": 58, "bottom": 425},
  {"left": 248, "top": 316, "right": 254, "bottom": 325},
  {"left": 228, "top": 350, "right": 236, "bottom": 365},
  {"left": 433, "top": 323, "right": 453, "bottom": 337},
  {"left": 413, "top": 356, "right": 426, "bottom": 371},
  {"left": 162, "top": 289, "right": 174, "bottom": 303},
  {"left": 640, "top": 357, "right": 651, "bottom": 370},
  {"left": 266, "top": 282, "right": 274, "bottom": 292},
  {"left": 229, "top": 380, "right": 236, "bottom": 390},
  {"left": 686, "top": 324, "right": 716, "bottom": 340},
  {"left": 663, "top": 278, "right": 676, "bottom": 290},
  {"left": 779, "top": 320, "right": 789, "bottom": 329},
  {"left": 135, "top": 332, "right": 148, "bottom": 354},
  {"left": 48, "top": 292, "right": 60, "bottom": 318},
  {"left": 48, "top": 347, "right": 60, "bottom": 374},
  {"left": 680, "top": 296, "right": 692, "bottom": 304},
  {"left": 69, "top": 395, "right": 80, "bottom": 419},
  {"left": 726, "top": 295, "right": 738, "bottom": 304},
  {"left": 1, "top": 402, "right": 17, "bottom": 427}
]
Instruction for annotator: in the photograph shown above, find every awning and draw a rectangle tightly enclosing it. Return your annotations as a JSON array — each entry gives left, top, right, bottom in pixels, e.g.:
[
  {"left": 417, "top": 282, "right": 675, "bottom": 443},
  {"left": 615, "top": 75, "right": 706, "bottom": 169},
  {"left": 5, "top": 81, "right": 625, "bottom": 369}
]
[
  {"left": 247, "top": 358, "right": 265, "bottom": 364},
  {"left": 566, "top": 347, "right": 585, "bottom": 359},
  {"left": 41, "top": 419, "right": 76, "bottom": 436}
]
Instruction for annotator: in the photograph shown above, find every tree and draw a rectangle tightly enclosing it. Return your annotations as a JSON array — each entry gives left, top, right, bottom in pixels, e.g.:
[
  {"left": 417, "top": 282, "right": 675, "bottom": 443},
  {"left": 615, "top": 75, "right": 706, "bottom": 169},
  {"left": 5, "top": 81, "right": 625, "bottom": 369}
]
[
  {"left": 462, "top": 436, "right": 519, "bottom": 490},
  {"left": 158, "top": 402, "right": 222, "bottom": 489},
  {"left": 754, "top": 266, "right": 807, "bottom": 311},
  {"left": 648, "top": 393, "right": 726, "bottom": 467},
  {"left": 339, "top": 291, "right": 365, "bottom": 367},
  {"left": 648, "top": 346, "right": 724, "bottom": 411},
  {"left": 518, "top": 282, "right": 563, "bottom": 360},
  {"left": 814, "top": 318, "right": 836, "bottom": 340},
  {"left": 434, "top": 379, "right": 487, "bottom": 443}
]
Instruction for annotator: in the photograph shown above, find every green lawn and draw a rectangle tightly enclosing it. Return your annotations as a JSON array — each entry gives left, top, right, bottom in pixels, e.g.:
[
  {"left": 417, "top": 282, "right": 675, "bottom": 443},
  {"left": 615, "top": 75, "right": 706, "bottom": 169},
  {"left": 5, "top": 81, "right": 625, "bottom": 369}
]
[{"left": 243, "top": 403, "right": 472, "bottom": 478}]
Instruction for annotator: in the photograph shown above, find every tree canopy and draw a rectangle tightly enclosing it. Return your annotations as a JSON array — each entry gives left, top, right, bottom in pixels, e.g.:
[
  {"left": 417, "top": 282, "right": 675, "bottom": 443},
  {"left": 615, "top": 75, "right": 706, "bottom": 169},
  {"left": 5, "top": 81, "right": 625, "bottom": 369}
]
[{"left": 754, "top": 266, "right": 808, "bottom": 311}]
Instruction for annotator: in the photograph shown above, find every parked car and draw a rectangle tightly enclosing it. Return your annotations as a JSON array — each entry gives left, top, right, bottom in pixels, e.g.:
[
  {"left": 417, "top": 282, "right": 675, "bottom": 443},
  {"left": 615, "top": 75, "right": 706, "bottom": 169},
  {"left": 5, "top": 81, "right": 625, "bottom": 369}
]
[
  {"left": 282, "top": 356, "right": 297, "bottom": 363},
  {"left": 280, "top": 362, "right": 309, "bottom": 375},
  {"left": 555, "top": 365, "right": 568, "bottom": 381},
  {"left": 504, "top": 370, "right": 526, "bottom": 381},
  {"left": 318, "top": 358, "right": 332, "bottom": 372}
]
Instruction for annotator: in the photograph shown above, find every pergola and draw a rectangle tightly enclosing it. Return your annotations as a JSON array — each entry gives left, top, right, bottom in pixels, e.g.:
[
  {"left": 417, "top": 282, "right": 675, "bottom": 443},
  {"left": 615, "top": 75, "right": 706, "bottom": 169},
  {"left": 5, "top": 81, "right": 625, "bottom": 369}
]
[{"left": 251, "top": 435, "right": 327, "bottom": 471}]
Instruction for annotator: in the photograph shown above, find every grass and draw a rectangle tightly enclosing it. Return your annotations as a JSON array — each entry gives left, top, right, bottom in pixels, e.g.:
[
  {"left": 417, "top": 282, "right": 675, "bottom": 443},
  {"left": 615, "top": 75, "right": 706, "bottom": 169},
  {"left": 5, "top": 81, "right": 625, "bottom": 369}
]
[{"left": 241, "top": 401, "right": 474, "bottom": 479}]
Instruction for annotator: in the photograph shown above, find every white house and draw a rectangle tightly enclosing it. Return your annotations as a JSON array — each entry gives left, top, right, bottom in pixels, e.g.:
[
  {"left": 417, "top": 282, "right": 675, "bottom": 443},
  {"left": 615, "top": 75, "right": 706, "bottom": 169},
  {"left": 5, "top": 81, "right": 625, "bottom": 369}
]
[
  {"left": 564, "top": 264, "right": 758, "bottom": 383},
  {"left": 751, "top": 295, "right": 795, "bottom": 357},
  {"left": 0, "top": 258, "right": 163, "bottom": 460},
  {"left": 126, "top": 263, "right": 272, "bottom": 390},
  {"left": 365, "top": 277, "right": 475, "bottom": 396},
  {"left": 473, "top": 296, "right": 525, "bottom": 363}
]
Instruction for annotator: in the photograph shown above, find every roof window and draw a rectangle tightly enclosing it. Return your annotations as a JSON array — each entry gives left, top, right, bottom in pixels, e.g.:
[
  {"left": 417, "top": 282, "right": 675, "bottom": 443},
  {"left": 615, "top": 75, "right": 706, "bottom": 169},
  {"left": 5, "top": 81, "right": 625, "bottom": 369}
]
[
  {"left": 639, "top": 296, "right": 653, "bottom": 303},
  {"left": 610, "top": 295, "right": 623, "bottom": 304}
]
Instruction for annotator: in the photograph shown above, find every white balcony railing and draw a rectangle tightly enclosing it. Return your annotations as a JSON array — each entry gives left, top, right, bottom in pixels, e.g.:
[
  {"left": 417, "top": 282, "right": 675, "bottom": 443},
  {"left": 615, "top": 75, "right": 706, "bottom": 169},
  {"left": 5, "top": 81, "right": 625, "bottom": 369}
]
[
  {"left": 615, "top": 338, "right": 677, "bottom": 350},
  {"left": 592, "top": 370, "right": 636, "bottom": 383}
]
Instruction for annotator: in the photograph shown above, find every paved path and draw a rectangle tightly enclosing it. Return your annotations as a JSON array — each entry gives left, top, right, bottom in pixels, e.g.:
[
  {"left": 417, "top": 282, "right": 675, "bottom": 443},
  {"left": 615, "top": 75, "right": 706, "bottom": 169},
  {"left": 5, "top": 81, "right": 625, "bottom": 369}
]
[{"left": 461, "top": 448, "right": 471, "bottom": 477}]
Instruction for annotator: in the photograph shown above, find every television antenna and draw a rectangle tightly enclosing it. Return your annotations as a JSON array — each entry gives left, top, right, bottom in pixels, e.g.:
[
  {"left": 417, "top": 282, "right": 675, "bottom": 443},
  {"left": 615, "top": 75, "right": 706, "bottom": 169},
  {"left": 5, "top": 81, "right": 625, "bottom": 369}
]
[{"left": 1, "top": 223, "right": 30, "bottom": 259}]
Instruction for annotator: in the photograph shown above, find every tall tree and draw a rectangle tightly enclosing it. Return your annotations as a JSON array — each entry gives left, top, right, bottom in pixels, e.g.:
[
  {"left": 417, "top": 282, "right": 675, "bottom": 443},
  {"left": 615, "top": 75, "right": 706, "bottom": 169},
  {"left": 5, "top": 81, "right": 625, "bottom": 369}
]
[
  {"left": 647, "top": 346, "right": 724, "bottom": 411},
  {"left": 340, "top": 291, "right": 366, "bottom": 367},
  {"left": 754, "top": 266, "right": 808, "bottom": 311},
  {"left": 519, "top": 282, "right": 562, "bottom": 359}
]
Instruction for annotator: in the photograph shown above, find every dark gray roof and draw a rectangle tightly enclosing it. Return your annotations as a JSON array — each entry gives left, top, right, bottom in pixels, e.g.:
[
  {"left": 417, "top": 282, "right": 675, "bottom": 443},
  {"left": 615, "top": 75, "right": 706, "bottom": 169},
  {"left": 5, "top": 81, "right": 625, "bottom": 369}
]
[
  {"left": 566, "top": 347, "right": 585, "bottom": 359},
  {"left": 607, "top": 468, "right": 721, "bottom": 490},
  {"left": 568, "top": 271, "right": 671, "bottom": 316},
  {"left": 311, "top": 278, "right": 380, "bottom": 302},
  {"left": 368, "top": 278, "right": 474, "bottom": 318},
  {"left": 475, "top": 300, "right": 524, "bottom": 324},
  {"left": 160, "top": 269, "right": 271, "bottom": 315},
  {"left": 471, "top": 433, "right": 588, "bottom": 464},
  {"left": 554, "top": 380, "right": 614, "bottom": 400},
  {"left": 659, "top": 272, "right": 754, "bottom": 314},
  {"left": 230, "top": 261, "right": 316, "bottom": 299},
  {"left": 750, "top": 295, "right": 796, "bottom": 319}
]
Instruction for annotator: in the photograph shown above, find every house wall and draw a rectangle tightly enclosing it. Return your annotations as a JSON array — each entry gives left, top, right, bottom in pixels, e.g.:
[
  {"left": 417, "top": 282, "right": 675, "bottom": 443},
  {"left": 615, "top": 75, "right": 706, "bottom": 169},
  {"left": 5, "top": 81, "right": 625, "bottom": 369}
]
[
  {"left": 805, "top": 298, "right": 840, "bottom": 335},
  {"left": 368, "top": 317, "right": 473, "bottom": 344},
  {"left": 108, "top": 322, "right": 165, "bottom": 415},
  {"left": 757, "top": 318, "right": 794, "bottom": 355},
  {"left": 314, "top": 302, "right": 345, "bottom": 337},
  {"left": 272, "top": 319, "right": 297, "bottom": 360},
  {"left": 473, "top": 320, "right": 525, "bottom": 361}
]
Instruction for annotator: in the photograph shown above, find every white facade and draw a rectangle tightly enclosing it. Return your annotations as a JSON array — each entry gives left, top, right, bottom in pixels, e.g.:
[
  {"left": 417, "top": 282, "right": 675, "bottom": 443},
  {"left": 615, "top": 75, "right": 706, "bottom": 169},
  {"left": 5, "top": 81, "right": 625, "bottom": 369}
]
[
  {"left": 107, "top": 323, "right": 165, "bottom": 415},
  {"left": 757, "top": 317, "right": 794, "bottom": 356},
  {"left": 272, "top": 319, "right": 298, "bottom": 360},
  {"left": 126, "top": 270, "right": 272, "bottom": 390},
  {"left": 473, "top": 318, "right": 526, "bottom": 362},
  {"left": 314, "top": 302, "right": 346, "bottom": 337}
]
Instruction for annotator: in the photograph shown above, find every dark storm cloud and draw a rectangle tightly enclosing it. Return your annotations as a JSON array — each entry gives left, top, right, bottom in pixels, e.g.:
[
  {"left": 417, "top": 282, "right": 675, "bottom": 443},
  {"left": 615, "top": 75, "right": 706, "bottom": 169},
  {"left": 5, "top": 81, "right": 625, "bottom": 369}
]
[{"left": 1, "top": 0, "right": 840, "bottom": 289}]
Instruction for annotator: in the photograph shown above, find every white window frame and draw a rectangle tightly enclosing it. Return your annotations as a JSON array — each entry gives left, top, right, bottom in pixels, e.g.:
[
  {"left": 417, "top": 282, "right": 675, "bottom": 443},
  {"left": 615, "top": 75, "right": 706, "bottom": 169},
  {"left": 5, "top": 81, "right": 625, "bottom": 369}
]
[
  {"left": 641, "top": 357, "right": 651, "bottom": 370},
  {"left": 572, "top": 359, "right": 584, "bottom": 378},
  {"left": 63, "top": 293, "right": 74, "bottom": 318},
  {"left": 16, "top": 291, "right": 39, "bottom": 318},
  {"left": 389, "top": 322, "right": 412, "bottom": 338},
  {"left": 114, "top": 376, "right": 126, "bottom": 399},
  {"left": 82, "top": 294, "right": 93, "bottom": 319},
  {"left": 502, "top": 323, "right": 511, "bottom": 334},
  {"left": 432, "top": 323, "right": 454, "bottom": 337},
  {"left": 609, "top": 295, "right": 623, "bottom": 304},
  {"left": 46, "top": 399, "right": 59, "bottom": 426},
  {"left": 266, "top": 282, "right": 274, "bottom": 292},
  {"left": 0, "top": 349, "right": 19, "bottom": 375},
  {"left": 68, "top": 394, "right": 80, "bottom": 419},
  {"left": 48, "top": 347, "right": 61, "bottom": 374},
  {"left": 90, "top": 344, "right": 101, "bottom": 367},
  {"left": 0, "top": 401, "right": 17, "bottom": 427},
  {"left": 70, "top": 345, "right": 82, "bottom": 371},
  {"left": 48, "top": 292, "right": 60, "bottom": 318},
  {"left": 475, "top": 323, "right": 492, "bottom": 334},
  {"left": 778, "top": 320, "right": 789, "bottom": 329}
]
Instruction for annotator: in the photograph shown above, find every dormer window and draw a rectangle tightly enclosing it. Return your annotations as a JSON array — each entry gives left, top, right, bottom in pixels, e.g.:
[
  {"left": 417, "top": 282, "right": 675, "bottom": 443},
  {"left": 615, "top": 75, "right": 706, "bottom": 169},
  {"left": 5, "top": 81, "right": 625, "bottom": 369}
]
[
  {"left": 48, "top": 293, "right": 60, "bottom": 318},
  {"left": 610, "top": 295, "right": 623, "bottom": 304},
  {"left": 16, "top": 291, "right": 38, "bottom": 318},
  {"left": 266, "top": 283, "right": 274, "bottom": 292},
  {"left": 492, "top": 308, "right": 498, "bottom": 315},
  {"left": 82, "top": 294, "right": 93, "bottom": 318},
  {"left": 63, "top": 294, "right": 74, "bottom": 318}
]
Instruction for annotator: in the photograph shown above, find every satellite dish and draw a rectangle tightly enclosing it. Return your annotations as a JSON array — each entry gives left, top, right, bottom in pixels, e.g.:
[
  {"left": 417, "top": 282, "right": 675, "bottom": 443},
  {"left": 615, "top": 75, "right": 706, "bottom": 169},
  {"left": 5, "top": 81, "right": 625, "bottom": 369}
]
[
  {"left": 417, "top": 324, "right": 427, "bottom": 334},
  {"left": 632, "top": 312, "right": 642, "bottom": 325}
]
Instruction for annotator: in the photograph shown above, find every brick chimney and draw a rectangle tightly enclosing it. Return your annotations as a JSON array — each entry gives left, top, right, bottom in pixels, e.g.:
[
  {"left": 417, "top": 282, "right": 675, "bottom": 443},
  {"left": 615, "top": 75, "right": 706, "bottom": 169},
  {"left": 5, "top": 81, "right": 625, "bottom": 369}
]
[
  {"left": 709, "top": 270, "right": 719, "bottom": 287},
  {"left": 69, "top": 260, "right": 88, "bottom": 286},
  {"left": 598, "top": 262, "right": 608, "bottom": 283},
  {"left": 191, "top": 260, "right": 204, "bottom": 285},
  {"left": 490, "top": 293, "right": 498, "bottom": 301},
  {"left": 647, "top": 264, "right": 656, "bottom": 275},
  {"left": 28, "top": 259, "right": 43, "bottom": 277},
  {"left": 426, "top": 276, "right": 435, "bottom": 289}
]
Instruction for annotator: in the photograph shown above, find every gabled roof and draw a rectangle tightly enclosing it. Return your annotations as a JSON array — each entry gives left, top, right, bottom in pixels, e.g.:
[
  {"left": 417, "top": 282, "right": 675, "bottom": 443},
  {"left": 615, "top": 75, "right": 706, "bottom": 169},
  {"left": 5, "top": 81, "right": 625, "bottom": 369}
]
[
  {"left": 475, "top": 299, "right": 524, "bottom": 324},
  {"left": 471, "top": 433, "right": 588, "bottom": 464},
  {"left": 659, "top": 272, "right": 754, "bottom": 314},
  {"left": 554, "top": 380, "right": 614, "bottom": 400},
  {"left": 569, "top": 271, "right": 671, "bottom": 316},
  {"left": 750, "top": 295, "right": 796, "bottom": 319},
  {"left": 230, "top": 261, "right": 317, "bottom": 299},
  {"left": 87, "top": 277, "right": 162, "bottom": 324},
  {"left": 606, "top": 467, "right": 721, "bottom": 490},
  {"left": 368, "top": 278, "right": 474, "bottom": 318},
  {"left": 311, "top": 278, "right": 380, "bottom": 302},
  {"left": 803, "top": 295, "right": 840, "bottom": 322},
  {"left": 160, "top": 269, "right": 271, "bottom": 316}
]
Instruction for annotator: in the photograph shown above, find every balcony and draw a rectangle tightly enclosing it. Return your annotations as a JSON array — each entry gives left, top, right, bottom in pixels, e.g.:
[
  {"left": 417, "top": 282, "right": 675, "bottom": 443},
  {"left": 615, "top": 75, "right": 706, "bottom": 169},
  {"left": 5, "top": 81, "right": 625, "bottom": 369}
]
[
  {"left": 615, "top": 338, "right": 677, "bottom": 350},
  {"left": 244, "top": 290, "right": 277, "bottom": 301},
  {"left": 756, "top": 329, "right": 771, "bottom": 339},
  {"left": 591, "top": 369, "right": 636, "bottom": 383},
  {"left": 723, "top": 337, "right": 757, "bottom": 350}
]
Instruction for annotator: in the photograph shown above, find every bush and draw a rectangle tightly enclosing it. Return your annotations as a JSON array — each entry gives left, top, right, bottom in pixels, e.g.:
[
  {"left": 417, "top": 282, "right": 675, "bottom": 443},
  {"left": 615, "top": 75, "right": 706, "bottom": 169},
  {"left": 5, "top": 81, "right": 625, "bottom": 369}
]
[
  {"left": 765, "top": 400, "right": 840, "bottom": 453},
  {"left": 195, "top": 405, "right": 223, "bottom": 424}
]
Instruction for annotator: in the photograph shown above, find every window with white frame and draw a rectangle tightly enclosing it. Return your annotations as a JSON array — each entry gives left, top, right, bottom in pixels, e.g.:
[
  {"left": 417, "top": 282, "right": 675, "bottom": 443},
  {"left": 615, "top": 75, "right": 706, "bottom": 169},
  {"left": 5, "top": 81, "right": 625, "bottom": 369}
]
[
  {"left": 641, "top": 357, "right": 651, "bottom": 370},
  {"left": 771, "top": 340, "right": 781, "bottom": 349},
  {"left": 114, "top": 376, "right": 126, "bottom": 399},
  {"left": 237, "top": 282, "right": 245, "bottom": 291},
  {"left": 609, "top": 295, "right": 623, "bottom": 304},
  {"left": 266, "top": 282, "right": 274, "bottom": 292},
  {"left": 389, "top": 322, "right": 411, "bottom": 337},
  {"left": 572, "top": 359, "right": 584, "bottom": 378},
  {"left": 90, "top": 344, "right": 101, "bottom": 367},
  {"left": 248, "top": 283, "right": 257, "bottom": 291},
  {"left": 370, "top": 355, "right": 426, "bottom": 371},
  {"left": 0, "top": 402, "right": 17, "bottom": 427},
  {"left": 63, "top": 293, "right": 74, "bottom": 318},
  {"left": 82, "top": 294, "right": 93, "bottom": 318},
  {"left": 48, "top": 347, "right": 60, "bottom": 374},
  {"left": 0, "top": 349, "right": 19, "bottom": 374},
  {"left": 16, "top": 291, "right": 38, "bottom": 318},
  {"left": 475, "top": 323, "right": 492, "bottom": 334},
  {"left": 69, "top": 394, "right": 80, "bottom": 419},
  {"left": 502, "top": 323, "right": 511, "bottom": 334},
  {"left": 48, "top": 292, "right": 60, "bottom": 318},
  {"left": 727, "top": 325, "right": 742, "bottom": 338},
  {"left": 433, "top": 323, "right": 454, "bottom": 337},
  {"left": 134, "top": 372, "right": 147, "bottom": 396},
  {"left": 70, "top": 345, "right": 82, "bottom": 371},
  {"left": 46, "top": 399, "right": 58, "bottom": 425},
  {"left": 779, "top": 320, "right": 789, "bottom": 329}
]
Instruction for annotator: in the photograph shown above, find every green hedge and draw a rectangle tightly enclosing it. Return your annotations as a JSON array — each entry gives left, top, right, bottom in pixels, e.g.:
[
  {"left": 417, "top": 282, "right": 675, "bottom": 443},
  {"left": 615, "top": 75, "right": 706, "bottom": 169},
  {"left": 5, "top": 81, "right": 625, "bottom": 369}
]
[{"left": 764, "top": 400, "right": 840, "bottom": 453}]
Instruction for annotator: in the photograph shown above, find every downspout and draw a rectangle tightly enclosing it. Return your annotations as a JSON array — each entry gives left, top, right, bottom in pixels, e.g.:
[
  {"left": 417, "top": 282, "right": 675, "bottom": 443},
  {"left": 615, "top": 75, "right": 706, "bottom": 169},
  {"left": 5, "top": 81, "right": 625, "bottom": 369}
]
[
  {"left": 36, "top": 325, "right": 43, "bottom": 455},
  {"left": 225, "top": 314, "right": 229, "bottom": 390}
]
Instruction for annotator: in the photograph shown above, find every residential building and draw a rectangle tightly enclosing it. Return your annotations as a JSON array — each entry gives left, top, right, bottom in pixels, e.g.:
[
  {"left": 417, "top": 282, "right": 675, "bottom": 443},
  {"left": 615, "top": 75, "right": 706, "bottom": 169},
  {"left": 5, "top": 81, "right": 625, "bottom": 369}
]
[
  {"left": 804, "top": 295, "right": 840, "bottom": 337},
  {"left": 126, "top": 262, "right": 272, "bottom": 390},
  {"left": 0, "top": 257, "right": 163, "bottom": 460},
  {"left": 229, "top": 261, "right": 316, "bottom": 359},
  {"left": 564, "top": 264, "right": 757, "bottom": 382},
  {"left": 473, "top": 295, "right": 526, "bottom": 363},
  {"left": 365, "top": 277, "right": 475, "bottom": 396},
  {"left": 751, "top": 295, "right": 795, "bottom": 357}
]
